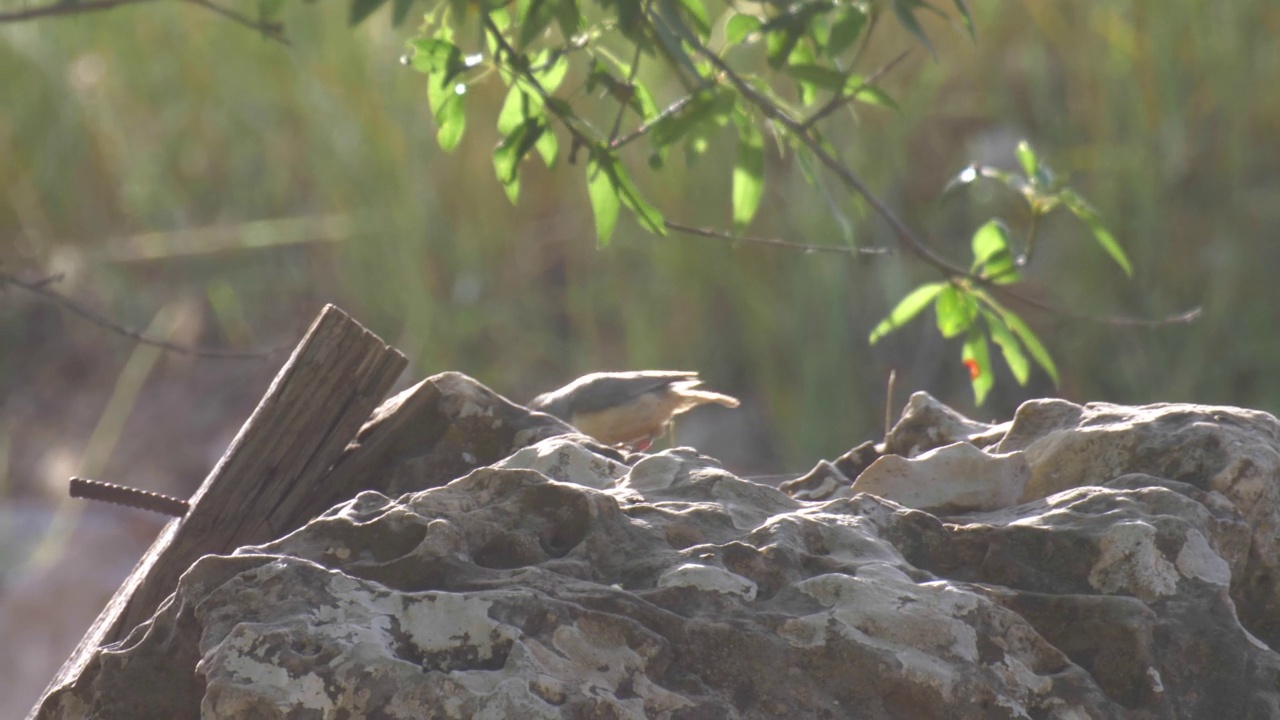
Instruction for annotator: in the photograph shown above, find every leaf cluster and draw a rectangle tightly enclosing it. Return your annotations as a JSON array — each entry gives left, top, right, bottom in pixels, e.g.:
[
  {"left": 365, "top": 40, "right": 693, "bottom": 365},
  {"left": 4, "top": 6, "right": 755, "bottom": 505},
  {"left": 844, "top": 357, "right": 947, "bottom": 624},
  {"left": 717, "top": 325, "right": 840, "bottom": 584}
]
[{"left": 384, "top": 0, "right": 1138, "bottom": 405}]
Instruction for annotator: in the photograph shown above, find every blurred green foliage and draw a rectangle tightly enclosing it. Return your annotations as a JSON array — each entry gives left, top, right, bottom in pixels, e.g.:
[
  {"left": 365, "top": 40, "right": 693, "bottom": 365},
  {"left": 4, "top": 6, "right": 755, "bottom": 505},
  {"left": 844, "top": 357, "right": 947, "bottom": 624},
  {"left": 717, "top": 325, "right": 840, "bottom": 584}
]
[{"left": 2, "top": 0, "right": 1278, "bottom": 470}]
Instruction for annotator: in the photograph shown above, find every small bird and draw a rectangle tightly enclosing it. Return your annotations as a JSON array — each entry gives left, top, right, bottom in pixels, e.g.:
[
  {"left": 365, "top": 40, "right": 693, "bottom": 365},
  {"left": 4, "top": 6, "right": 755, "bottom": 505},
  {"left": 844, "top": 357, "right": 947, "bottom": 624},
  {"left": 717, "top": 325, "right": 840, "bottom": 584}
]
[{"left": 529, "top": 371, "right": 741, "bottom": 450}]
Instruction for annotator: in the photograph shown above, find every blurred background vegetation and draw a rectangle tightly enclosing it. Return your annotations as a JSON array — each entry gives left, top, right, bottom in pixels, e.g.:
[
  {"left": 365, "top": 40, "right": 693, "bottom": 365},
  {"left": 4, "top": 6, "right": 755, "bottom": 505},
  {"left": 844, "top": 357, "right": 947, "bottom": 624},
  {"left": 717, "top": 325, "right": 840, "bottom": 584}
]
[
  {"left": 2, "top": 0, "right": 1277, "bottom": 481},
  {"left": 1, "top": 0, "right": 1277, "bottom": 711}
]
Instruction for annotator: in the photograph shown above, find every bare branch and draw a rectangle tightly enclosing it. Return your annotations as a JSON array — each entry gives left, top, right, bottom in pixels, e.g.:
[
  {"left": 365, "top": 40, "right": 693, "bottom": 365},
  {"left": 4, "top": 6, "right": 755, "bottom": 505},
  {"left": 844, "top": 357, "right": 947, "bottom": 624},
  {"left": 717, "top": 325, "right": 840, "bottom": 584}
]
[
  {"left": 182, "top": 0, "right": 289, "bottom": 45},
  {"left": 0, "top": 0, "right": 156, "bottom": 23},
  {"left": 685, "top": 40, "right": 1201, "bottom": 329},
  {"left": 801, "top": 49, "right": 911, "bottom": 131},
  {"left": 0, "top": 270, "right": 282, "bottom": 360},
  {"left": 0, "top": 0, "right": 289, "bottom": 46},
  {"left": 664, "top": 220, "right": 891, "bottom": 257}
]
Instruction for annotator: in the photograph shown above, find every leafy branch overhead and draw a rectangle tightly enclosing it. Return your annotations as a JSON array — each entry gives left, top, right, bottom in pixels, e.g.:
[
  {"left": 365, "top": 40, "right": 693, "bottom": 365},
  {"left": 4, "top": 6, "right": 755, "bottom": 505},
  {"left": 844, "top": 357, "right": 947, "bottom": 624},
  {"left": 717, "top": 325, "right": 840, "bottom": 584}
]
[{"left": 388, "top": 0, "right": 1194, "bottom": 405}]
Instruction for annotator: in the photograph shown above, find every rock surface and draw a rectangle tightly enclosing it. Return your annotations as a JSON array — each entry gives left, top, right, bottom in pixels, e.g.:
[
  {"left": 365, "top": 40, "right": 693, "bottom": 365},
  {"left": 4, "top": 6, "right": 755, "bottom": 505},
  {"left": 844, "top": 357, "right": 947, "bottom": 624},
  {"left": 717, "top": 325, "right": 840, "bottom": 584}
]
[{"left": 39, "top": 387, "right": 1280, "bottom": 719}]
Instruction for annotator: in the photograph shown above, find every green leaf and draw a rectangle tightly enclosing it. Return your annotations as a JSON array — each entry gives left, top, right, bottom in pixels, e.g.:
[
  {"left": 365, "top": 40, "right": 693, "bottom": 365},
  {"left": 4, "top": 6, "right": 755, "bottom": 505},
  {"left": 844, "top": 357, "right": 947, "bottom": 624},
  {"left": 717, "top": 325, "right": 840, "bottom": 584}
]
[
  {"left": 868, "top": 281, "right": 948, "bottom": 343},
  {"left": 851, "top": 84, "right": 899, "bottom": 111},
  {"left": 891, "top": 0, "right": 936, "bottom": 61},
  {"left": 971, "top": 219, "right": 1011, "bottom": 270},
  {"left": 554, "top": 0, "right": 581, "bottom": 39},
  {"left": 951, "top": 0, "right": 975, "bottom": 40},
  {"left": 649, "top": 87, "right": 734, "bottom": 148},
  {"left": 610, "top": 160, "right": 665, "bottom": 235},
  {"left": 408, "top": 38, "right": 465, "bottom": 77},
  {"left": 962, "top": 328, "right": 994, "bottom": 405},
  {"left": 349, "top": 0, "right": 389, "bottom": 26},
  {"left": 783, "top": 63, "right": 848, "bottom": 92},
  {"left": 497, "top": 84, "right": 539, "bottom": 136},
  {"left": 978, "top": 292, "right": 1059, "bottom": 385},
  {"left": 587, "top": 153, "right": 621, "bottom": 246},
  {"left": 725, "top": 12, "right": 762, "bottom": 46},
  {"left": 935, "top": 284, "right": 978, "bottom": 338},
  {"left": 632, "top": 81, "right": 659, "bottom": 122},
  {"left": 1059, "top": 188, "right": 1133, "bottom": 277},
  {"left": 1002, "top": 310, "right": 1058, "bottom": 385},
  {"left": 982, "top": 309, "right": 1029, "bottom": 384},
  {"left": 671, "top": 0, "right": 711, "bottom": 39},
  {"left": 516, "top": 0, "right": 557, "bottom": 48},
  {"left": 1015, "top": 140, "right": 1038, "bottom": 182},
  {"left": 492, "top": 118, "right": 545, "bottom": 203},
  {"left": 827, "top": 5, "right": 868, "bottom": 57},
  {"left": 435, "top": 91, "right": 466, "bottom": 152},
  {"left": 532, "top": 51, "right": 570, "bottom": 91},
  {"left": 535, "top": 124, "right": 558, "bottom": 167},
  {"left": 732, "top": 108, "right": 765, "bottom": 232}
]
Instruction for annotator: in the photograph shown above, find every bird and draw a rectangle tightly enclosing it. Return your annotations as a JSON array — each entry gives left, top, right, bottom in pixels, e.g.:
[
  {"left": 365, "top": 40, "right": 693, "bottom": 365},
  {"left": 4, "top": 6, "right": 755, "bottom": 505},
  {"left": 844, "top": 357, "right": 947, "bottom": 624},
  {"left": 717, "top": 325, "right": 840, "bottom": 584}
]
[{"left": 528, "top": 371, "right": 741, "bottom": 450}]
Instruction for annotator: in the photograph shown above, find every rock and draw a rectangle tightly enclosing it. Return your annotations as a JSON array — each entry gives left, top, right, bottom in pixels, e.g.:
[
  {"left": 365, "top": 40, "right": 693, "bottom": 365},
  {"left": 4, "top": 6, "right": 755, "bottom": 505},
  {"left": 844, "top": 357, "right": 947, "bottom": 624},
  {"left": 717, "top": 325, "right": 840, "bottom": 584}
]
[
  {"left": 39, "top": 395, "right": 1280, "bottom": 719},
  {"left": 883, "top": 391, "right": 1010, "bottom": 457},
  {"left": 847, "top": 441, "right": 1029, "bottom": 512},
  {"left": 995, "top": 400, "right": 1280, "bottom": 646}
]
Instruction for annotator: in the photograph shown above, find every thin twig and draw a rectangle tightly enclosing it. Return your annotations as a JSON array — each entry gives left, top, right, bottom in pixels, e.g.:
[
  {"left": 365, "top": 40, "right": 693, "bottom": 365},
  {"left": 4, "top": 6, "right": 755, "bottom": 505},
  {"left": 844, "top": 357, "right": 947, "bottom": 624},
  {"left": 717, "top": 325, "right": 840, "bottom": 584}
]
[
  {"left": 610, "top": 80, "right": 716, "bottom": 150},
  {"left": 182, "top": 0, "right": 289, "bottom": 45},
  {"left": 483, "top": 14, "right": 600, "bottom": 150},
  {"left": 0, "top": 0, "right": 289, "bottom": 46},
  {"left": 0, "top": 0, "right": 156, "bottom": 22},
  {"left": 663, "top": 220, "right": 891, "bottom": 256},
  {"left": 0, "top": 270, "right": 280, "bottom": 359},
  {"left": 801, "top": 49, "right": 911, "bottom": 131},
  {"left": 606, "top": 0, "right": 652, "bottom": 144},
  {"left": 687, "top": 40, "right": 1201, "bottom": 329}
]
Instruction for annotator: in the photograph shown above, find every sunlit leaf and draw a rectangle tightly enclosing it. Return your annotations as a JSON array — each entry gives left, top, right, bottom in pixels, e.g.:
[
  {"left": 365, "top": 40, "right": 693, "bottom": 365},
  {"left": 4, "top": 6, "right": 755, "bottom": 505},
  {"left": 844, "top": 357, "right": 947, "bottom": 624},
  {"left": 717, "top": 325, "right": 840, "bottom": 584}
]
[
  {"left": 649, "top": 87, "right": 735, "bottom": 148},
  {"left": 982, "top": 309, "right": 1029, "bottom": 384},
  {"left": 962, "top": 327, "right": 993, "bottom": 405},
  {"left": 1059, "top": 188, "right": 1134, "bottom": 276},
  {"left": 532, "top": 51, "right": 570, "bottom": 91},
  {"left": 587, "top": 153, "right": 621, "bottom": 246},
  {"left": 1015, "top": 140, "right": 1038, "bottom": 183},
  {"left": 535, "top": 124, "right": 558, "bottom": 167},
  {"left": 725, "top": 12, "right": 762, "bottom": 46},
  {"left": 610, "top": 160, "right": 666, "bottom": 235},
  {"left": 971, "top": 219, "right": 1011, "bottom": 270},
  {"left": 436, "top": 91, "right": 466, "bottom": 152},
  {"left": 783, "top": 63, "right": 847, "bottom": 92},
  {"left": 977, "top": 291, "right": 1060, "bottom": 385},
  {"left": 497, "top": 84, "right": 539, "bottom": 136},
  {"left": 869, "top": 281, "right": 948, "bottom": 343},
  {"left": 732, "top": 108, "right": 765, "bottom": 232},
  {"left": 935, "top": 284, "right": 978, "bottom": 338},
  {"left": 850, "top": 84, "right": 899, "bottom": 111},
  {"left": 409, "top": 38, "right": 465, "bottom": 78},
  {"left": 493, "top": 117, "right": 545, "bottom": 201}
]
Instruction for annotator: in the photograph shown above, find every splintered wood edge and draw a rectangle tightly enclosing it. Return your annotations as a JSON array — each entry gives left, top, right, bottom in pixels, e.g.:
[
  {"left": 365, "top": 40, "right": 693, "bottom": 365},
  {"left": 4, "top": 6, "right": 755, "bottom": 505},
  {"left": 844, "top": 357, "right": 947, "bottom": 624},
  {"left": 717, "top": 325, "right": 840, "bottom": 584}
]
[{"left": 31, "top": 304, "right": 407, "bottom": 719}]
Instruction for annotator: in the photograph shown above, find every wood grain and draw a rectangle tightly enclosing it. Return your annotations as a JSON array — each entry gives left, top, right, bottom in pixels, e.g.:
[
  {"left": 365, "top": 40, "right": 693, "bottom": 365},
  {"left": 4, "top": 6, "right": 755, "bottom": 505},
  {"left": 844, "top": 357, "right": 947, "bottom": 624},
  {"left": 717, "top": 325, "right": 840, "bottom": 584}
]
[{"left": 30, "top": 304, "right": 405, "bottom": 719}]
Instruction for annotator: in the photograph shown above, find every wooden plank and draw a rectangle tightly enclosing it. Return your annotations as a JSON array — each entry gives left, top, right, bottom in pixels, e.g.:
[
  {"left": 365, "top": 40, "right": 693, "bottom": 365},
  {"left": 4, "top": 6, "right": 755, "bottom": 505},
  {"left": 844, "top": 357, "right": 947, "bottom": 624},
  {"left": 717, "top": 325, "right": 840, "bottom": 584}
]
[{"left": 30, "top": 304, "right": 406, "bottom": 719}]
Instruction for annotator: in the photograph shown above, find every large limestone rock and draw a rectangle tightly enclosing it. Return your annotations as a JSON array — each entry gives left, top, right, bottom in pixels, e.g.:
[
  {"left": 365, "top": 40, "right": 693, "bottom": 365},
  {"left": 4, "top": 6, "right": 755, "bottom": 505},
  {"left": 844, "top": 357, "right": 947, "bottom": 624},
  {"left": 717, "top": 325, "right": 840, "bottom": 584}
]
[{"left": 42, "top": 386, "right": 1280, "bottom": 719}]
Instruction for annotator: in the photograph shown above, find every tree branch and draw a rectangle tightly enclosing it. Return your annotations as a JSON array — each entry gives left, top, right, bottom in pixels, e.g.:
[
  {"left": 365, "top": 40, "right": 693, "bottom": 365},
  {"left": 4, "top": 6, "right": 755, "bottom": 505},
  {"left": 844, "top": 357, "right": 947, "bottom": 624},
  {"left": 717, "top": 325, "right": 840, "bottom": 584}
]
[
  {"left": 0, "top": 270, "right": 281, "bottom": 360},
  {"left": 0, "top": 0, "right": 156, "bottom": 22},
  {"left": 0, "top": 0, "right": 289, "bottom": 46},
  {"left": 686, "top": 39, "right": 1201, "bottom": 329},
  {"left": 663, "top": 220, "right": 891, "bottom": 257}
]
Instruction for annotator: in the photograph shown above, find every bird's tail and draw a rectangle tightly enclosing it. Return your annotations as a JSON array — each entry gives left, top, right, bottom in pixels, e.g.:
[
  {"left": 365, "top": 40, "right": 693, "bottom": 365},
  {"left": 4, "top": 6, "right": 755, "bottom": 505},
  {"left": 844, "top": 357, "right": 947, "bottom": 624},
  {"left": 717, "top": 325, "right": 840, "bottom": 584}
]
[{"left": 671, "top": 381, "right": 741, "bottom": 410}]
